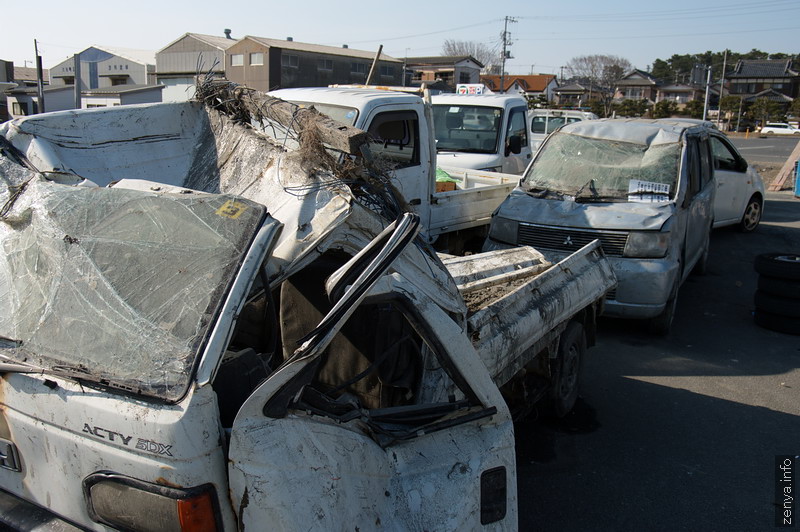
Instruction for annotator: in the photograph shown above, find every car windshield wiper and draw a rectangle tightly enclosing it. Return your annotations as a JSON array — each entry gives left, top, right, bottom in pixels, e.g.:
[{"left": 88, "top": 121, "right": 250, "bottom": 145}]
[
  {"left": 574, "top": 195, "right": 625, "bottom": 203},
  {"left": 574, "top": 178, "right": 599, "bottom": 199},
  {"left": 525, "top": 186, "right": 564, "bottom": 199},
  {"left": 627, "top": 190, "right": 671, "bottom": 197}
]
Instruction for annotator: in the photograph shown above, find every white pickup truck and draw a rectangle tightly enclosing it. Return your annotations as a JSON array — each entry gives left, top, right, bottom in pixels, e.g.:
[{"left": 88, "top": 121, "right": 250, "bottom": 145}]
[
  {"left": 269, "top": 86, "right": 522, "bottom": 253},
  {"left": 0, "top": 87, "right": 615, "bottom": 530}
]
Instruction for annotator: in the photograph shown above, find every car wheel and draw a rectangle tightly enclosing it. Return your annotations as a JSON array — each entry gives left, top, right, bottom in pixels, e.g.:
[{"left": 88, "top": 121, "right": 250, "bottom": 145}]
[
  {"left": 758, "top": 276, "right": 800, "bottom": 299},
  {"left": 765, "top": 131, "right": 774, "bottom": 136},
  {"left": 754, "top": 309, "right": 800, "bottom": 335},
  {"left": 550, "top": 321, "right": 585, "bottom": 418},
  {"left": 754, "top": 253, "right": 800, "bottom": 280},
  {"left": 738, "top": 195, "right": 762, "bottom": 232},
  {"left": 649, "top": 292, "right": 678, "bottom": 336}
]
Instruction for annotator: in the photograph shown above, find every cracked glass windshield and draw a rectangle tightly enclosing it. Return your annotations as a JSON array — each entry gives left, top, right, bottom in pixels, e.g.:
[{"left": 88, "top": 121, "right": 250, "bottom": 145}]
[
  {"left": 0, "top": 181, "right": 266, "bottom": 402},
  {"left": 522, "top": 131, "right": 682, "bottom": 201}
]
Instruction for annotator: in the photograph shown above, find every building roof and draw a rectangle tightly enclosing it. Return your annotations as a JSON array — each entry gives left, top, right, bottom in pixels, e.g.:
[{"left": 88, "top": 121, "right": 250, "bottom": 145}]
[
  {"left": 729, "top": 59, "right": 798, "bottom": 78},
  {"left": 553, "top": 82, "right": 607, "bottom": 94},
  {"left": 743, "top": 88, "right": 794, "bottom": 103},
  {"left": 616, "top": 69, "right": 658, "bottom": 86},
  {"left": 7, "top": 84, "right": 73, "bottom": 95},
  {"left": 82, "top": 84, "right": 164, "bottom": 95},
  {"left": 54, "top": 46, "right": 157, "bottom": 68},
  {"left": 406, "top": 56, "right": 483, "bottom": 68},
  {"left": 481, "top": 74, "right": 557, "bottom": 93},
  {"left": 158, "top": 32, "right": 239, "bottom": 53},
  {"left": 242, "top": 36, "right": 401, "bottom": 63},
  {"left": 14, "top": 66, "right": 48, "bottom": 83}
]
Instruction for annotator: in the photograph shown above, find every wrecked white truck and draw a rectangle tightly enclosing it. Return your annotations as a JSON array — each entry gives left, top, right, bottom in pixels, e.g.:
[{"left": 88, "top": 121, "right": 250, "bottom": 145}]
[{"left": 0, "top": 81, "right": 615, "bottom": 530}]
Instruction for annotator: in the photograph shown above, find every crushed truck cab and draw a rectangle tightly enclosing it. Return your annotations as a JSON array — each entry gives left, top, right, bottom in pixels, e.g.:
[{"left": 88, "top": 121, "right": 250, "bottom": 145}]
[{"left": 0, "top": 82, "right": 615, "bottom": 530}]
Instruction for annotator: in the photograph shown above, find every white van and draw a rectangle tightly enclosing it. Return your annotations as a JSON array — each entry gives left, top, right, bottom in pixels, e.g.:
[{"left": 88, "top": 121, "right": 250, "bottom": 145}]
[{"left": 529, "top": 109, "right": 598, "bottom": 151}]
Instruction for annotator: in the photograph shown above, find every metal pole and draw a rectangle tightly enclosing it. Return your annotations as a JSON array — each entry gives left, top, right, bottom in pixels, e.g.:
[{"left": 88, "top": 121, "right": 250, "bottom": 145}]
[
  {"left": 73, "top": 53, "right": 81, "bottom": 109},
  {"left": 702, "top": 66, "right": 711, "bottom": 121},
  {"left": 717, "top": 50, "right": 727, "bottom": 128},
  {"left": 34, "top": 39, "right": 45, "bottom": 113}
]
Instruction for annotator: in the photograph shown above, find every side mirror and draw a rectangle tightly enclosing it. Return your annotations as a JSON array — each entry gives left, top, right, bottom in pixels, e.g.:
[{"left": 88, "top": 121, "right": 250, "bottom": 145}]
[{"left": 505, "top": 135, "right": 522, "bottom": 156}]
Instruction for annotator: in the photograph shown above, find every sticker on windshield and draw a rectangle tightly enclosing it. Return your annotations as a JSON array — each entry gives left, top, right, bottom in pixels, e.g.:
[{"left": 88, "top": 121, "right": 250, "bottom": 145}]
[
  {"left": 628, "top": 179, "right": 670, "bottom": 203},
  {"left": 216, "top": 200, "right": 249, "bottom": 219}
]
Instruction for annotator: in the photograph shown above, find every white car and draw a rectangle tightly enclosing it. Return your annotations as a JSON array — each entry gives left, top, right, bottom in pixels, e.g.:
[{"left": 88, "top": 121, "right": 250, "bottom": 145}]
[
  {"left": 759, "top": 123, "right": 800, "bottom": 137},
  {"left": 708, "top": 128, "right": 765, "bottom": 232}
]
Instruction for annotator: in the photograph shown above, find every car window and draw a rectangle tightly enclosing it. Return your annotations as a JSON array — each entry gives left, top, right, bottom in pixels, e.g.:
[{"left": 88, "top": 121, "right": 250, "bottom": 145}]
[
  {"left": 506, "top": 107, "right": 528, "bottom": 146},
  {"left": 367, "top": 111, "right": 420, "bottom": 168},
  {"left": 710, "top": 136, "right": 741, "bottom": 172}
]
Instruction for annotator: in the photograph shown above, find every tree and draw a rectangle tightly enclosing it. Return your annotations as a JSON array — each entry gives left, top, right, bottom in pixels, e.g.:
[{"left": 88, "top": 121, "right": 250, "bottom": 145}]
[
  {"left": 749, "top": 97, "right": 783, "bottom": 125},
  {"left": 441, "top": 40, "right": 497, "bottom": 71},
  {"left": 613, "top": 99, "right": 649, "bottom": 117},
  {"left": 683, "top": 100, "right": 704, "bottom": 119},
  {"left": 789, "top": 97, "right": 800, "bottom": 118},
  {"left": 565, "top": 54, "right": 632, "bottom": 115},
  {"left": 653, "top": 100, "right": 678, "bottom": 118}
]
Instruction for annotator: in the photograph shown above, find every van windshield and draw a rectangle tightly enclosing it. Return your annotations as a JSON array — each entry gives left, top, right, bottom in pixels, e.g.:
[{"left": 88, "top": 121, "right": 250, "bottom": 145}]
[
  {"left": 432, "top": 105, "right": 502, "bottom": 153},
  {"left": 0, "top": 181, "right": 266, "bottom": 402},
  {"left": 522, "top": 131, "right": 681, "bottom": 201}
]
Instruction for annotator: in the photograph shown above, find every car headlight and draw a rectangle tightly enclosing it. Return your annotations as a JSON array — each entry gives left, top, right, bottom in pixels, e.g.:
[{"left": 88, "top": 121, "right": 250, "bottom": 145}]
[
  {"left": 488, "top": 216, "right": 519, "bottom": 244},
  {"left": 478, "top": 166, "right": 503, "bottom": 172},
  {"left": 623, "top": 231, "right": 669, "bottom": 258},
  {"left": 84, "top": 473, "right": 220, "bottom": 532}
]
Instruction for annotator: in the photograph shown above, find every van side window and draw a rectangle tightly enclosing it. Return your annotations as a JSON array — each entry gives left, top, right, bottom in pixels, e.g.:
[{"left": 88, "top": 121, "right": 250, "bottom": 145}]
[
  {"left": 367, "top": 111, "right": 420, "bottom": 169},
  {"left": 710, "top": 136, "right": 741, "bottom": 172}
]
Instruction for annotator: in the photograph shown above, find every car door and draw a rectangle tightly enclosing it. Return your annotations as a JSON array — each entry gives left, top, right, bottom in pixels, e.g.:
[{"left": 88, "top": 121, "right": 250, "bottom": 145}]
[
  {"left": 502, "top": 106, "right": 532, "bottom": 174},
  {"left": 710, "top": 135, "right": 747, "bottom": 226},
  {"left": 682, "top": 134, "right": 714, "bottom": 277},
  {"left": 226, "top": 215, "right": 516, "bottom": 530}
]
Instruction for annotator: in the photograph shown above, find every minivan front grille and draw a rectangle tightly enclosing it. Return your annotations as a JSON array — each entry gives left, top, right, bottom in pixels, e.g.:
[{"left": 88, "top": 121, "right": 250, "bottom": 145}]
[{"left": 517, "top": 223, "right": 629, "bottom": 257}]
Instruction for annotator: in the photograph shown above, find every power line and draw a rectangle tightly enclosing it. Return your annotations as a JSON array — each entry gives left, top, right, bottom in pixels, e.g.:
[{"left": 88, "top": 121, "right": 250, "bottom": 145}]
[{"left": 516, "top": 26, "right": 799, "bottom": 42}]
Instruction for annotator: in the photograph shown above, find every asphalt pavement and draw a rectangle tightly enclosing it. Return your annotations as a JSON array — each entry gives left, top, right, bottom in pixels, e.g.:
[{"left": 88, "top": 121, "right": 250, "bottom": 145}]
[{"left": 516, "top": 191, "right": 800, "bottom": 531}]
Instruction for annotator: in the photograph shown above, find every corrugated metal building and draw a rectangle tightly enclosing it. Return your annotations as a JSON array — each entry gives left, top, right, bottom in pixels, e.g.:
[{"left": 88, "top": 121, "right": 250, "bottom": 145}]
[
  {"left": 157, "top": 32, "right": 238, "bottom": 102},
  {"left": 224, "top": 36, "right": 402, "bottom": 91}
]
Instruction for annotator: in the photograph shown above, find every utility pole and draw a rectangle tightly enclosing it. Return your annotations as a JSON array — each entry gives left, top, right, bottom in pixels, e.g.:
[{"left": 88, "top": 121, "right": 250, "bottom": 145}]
[
  {"left": 717, "top": 50, "right": 727, "bottom": 129},
  {"left": 702, "top": 65, "right": 712, "bottom": 121},
  {"left": 73, "top": 53, "right": 81, "bottom": 110},
  {"left": 34, "top": 39, "right": 45, "bottom": 113},
  {"left": 499, "top": 16, "right": 516, "bottom": 94}
]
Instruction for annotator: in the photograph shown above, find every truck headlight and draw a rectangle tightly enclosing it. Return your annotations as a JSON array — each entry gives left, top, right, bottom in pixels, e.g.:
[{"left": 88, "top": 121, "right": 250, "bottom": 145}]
[
  {"left": 84, "top": 473, "right": 220, "bottom": 532},
  {"left": 488, "top": 216, "right": 519, "bottom": 244},
  {"left": 623, "top": 231, "right": 669, "bottom": 258}
]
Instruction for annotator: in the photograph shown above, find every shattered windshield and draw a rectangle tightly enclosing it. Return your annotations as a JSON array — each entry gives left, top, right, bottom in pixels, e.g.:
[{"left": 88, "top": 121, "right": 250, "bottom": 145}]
[
  {"left": 432, "top": 104, "right": 502, "bottom": 153},
  {"left": 0, "top": 181, "right": 266, "bottom": 402},
  {"left": 522, "top": 131, "right": 681, "bottom": 202}
]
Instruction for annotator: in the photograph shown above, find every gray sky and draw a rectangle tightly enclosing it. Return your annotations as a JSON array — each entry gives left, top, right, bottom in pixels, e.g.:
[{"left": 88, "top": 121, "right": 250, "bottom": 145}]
[{"left": 5, "top": 0, "right": 798, "bottom": 76}]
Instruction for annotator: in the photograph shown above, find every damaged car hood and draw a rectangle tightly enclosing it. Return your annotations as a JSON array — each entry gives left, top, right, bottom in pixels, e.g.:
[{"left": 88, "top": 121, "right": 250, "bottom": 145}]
[{"left": 498, "top": 188, "right": 675, "bottom": 231}]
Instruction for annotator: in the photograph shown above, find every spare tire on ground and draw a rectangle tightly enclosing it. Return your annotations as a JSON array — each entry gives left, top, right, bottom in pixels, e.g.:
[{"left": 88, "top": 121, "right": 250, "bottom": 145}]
[{"left": 754, "top": 253, "right": 800, "bottom": 280}]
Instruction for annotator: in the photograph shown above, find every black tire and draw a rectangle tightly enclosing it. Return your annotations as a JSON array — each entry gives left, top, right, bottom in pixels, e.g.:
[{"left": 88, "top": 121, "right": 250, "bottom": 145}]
[
  {"left": 737, "top": 195, "right": 762, "bottom": 233},
  {"left": 550, "top": 321, "right": 586, "bottom": 418},
  {"left": 754, "top": 290, "right": 800, "bottom": 317},
  {"left": 754, "top": 309, "right": 800, "bottom": 335},
  {"left": 754, "top": 253, "right": 800, "bottom": 280},
  {"left": 649, "top": 293, "right": 678, "bottom": 335},
  {"left": 758, "top": 275, "right": 800, "bottom": 299}
]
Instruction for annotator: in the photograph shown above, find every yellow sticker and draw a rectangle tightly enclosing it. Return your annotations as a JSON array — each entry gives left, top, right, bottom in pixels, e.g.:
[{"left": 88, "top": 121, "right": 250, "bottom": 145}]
[{"left": 215, "top": 200, "right": 248, "bottom": 219}]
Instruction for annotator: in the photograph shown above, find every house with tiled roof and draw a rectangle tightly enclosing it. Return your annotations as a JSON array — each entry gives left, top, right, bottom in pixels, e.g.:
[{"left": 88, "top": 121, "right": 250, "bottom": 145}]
[
  {"left": 157, "top": 31, "right": 239, "bottom": 101},
  {"left": 223, "top": 36, "right": 402, "bottom": 91},
  {"left": 552, "top": 82, "right": 609, "bottom": 107},
  {"left": 406, "top": 56, "right": 483, "bottom": 89},
  {"left": 727, "top": 59, "right": 799, "bottom": 99},
  {"left": 480, "top": 74, "right": 558, "bottom": 100},
  {"left": 614, "top": 69, "right": 659, "bottom": 102},
  {"left": 655, "top": 83, "right": 704, "bottom": 105}
]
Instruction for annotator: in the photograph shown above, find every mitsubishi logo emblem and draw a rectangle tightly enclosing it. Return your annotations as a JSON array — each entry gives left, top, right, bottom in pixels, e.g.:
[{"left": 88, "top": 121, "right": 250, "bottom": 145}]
[{"left": 563, "top": 235, "right": 573, "bottom": 246}]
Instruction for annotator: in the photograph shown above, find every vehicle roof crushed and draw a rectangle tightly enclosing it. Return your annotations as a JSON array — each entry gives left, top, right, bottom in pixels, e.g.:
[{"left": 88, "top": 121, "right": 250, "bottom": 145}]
[{"left": 0, "top": 78, "right": 461, "bottom": 402}]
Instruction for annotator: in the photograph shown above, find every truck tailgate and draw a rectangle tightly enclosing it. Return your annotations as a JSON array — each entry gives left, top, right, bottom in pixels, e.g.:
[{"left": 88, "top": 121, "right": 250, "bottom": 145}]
[{"left": 444, "top": 241, "right": 616, "bottom": 388}]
